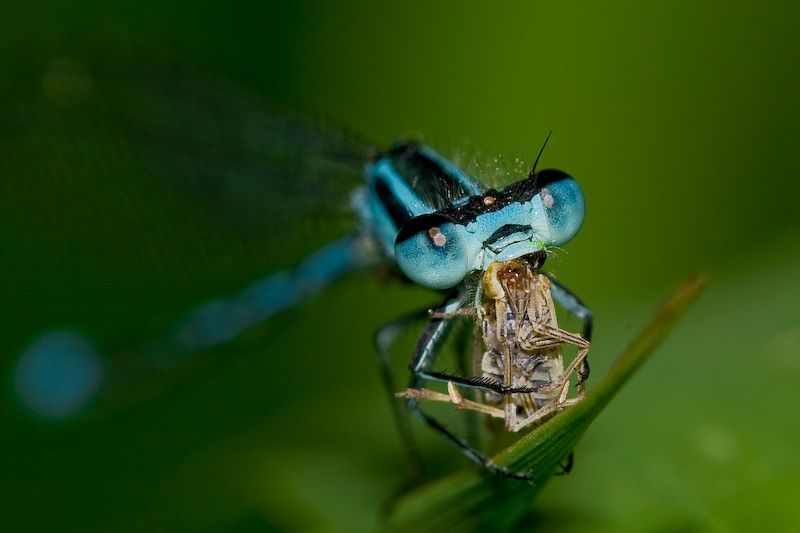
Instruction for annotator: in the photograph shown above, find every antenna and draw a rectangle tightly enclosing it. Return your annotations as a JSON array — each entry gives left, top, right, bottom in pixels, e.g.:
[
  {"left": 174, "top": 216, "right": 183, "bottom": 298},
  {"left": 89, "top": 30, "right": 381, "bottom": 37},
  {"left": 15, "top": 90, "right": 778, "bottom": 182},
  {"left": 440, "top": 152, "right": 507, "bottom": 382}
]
[{"left": 528, "top": 129, "right": 554, "bottom": 179}]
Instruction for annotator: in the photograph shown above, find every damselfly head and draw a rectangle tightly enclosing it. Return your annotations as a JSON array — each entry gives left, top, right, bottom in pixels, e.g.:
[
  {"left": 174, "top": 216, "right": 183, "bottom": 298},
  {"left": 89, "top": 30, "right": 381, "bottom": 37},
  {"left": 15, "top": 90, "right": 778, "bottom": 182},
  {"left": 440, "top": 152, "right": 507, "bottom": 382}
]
[{"left": 394, "top": 168, "right": 585, "bottom": 290}]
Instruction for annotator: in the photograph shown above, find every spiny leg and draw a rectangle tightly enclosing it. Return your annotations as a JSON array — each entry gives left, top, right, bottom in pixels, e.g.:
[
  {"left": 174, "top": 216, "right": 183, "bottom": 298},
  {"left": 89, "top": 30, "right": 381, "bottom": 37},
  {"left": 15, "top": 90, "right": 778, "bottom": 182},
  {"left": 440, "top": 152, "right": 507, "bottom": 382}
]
[
  {"left": 547, "top": 275, "right": 593, "bottom": 342},
  {"left": 399, "top": 294, "right": 536, "bottom": 481},
  {"left": 375, "top": 308, "right": 432, "bottom": 482},
  {"left": 397, "top": 381, "right": 506, "bottom": 419},
  {"left": 506, "top": 380, "right": 571, "bottom": 432},
  {"left": 401, "top": 378, "right": 571, "bottom": 434},
  {"left": 402, "top": 333, "right": 589, "bottom": 432},
  {"left": 403, "top": 394, "right": 534, "bottom": 481},
  {"left": 521, "top": 321, "right": 590, "bottom": 395},
  {"left": 406, "top": 294, "right": 536, "bottom": 396},
  {"left": 547, "top": 275, "right": 593, "bottom": 385}
]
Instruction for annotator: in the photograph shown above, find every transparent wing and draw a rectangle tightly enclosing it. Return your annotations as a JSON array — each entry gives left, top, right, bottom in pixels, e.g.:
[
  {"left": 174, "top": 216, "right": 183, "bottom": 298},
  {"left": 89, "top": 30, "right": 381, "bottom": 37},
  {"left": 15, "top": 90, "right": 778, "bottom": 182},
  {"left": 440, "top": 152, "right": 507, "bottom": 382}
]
[
  {"left": 1, "top": 41, "right": 371, "bottom": 421},
  {"left": 2, "top": 45, "right": 369, "bottom": 241}
]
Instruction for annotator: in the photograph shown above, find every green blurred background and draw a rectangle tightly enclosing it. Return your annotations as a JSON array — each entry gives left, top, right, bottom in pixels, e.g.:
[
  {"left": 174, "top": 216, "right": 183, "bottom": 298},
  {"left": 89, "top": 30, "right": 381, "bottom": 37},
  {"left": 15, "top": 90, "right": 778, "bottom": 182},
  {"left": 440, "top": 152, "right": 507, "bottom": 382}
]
[{"left": 2, "top": 1, "right": 799, "bottom": 531}]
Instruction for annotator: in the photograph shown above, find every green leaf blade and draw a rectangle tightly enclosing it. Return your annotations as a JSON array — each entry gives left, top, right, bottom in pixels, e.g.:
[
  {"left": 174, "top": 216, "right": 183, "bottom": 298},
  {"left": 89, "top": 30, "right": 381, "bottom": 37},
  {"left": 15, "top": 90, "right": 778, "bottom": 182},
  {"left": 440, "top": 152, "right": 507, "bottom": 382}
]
[{"left": 385, "top": 274, "right": 707, "bottom": 533}]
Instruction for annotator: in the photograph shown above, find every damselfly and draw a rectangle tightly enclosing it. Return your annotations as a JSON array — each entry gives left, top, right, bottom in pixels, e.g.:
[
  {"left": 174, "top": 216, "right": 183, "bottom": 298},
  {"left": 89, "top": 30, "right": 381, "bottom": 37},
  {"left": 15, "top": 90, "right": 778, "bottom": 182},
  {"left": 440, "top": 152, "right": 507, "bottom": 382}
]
[
  {"left": 375, "top": 144, "right": 592, "bottom": 479},
  {"left": 7, "top": 48, "right": 591, "bottom": 480}
]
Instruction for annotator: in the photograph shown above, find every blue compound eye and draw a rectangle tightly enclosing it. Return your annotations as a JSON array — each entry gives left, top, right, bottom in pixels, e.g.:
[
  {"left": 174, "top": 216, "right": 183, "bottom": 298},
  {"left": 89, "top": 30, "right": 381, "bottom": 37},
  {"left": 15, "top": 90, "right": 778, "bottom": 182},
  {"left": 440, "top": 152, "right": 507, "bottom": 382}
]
[
  {"left": 395, "top": 214, "right": 470, "bottom": 289},
  {"left": 536, "top": 170, "right": 586, "bottom": 245}
]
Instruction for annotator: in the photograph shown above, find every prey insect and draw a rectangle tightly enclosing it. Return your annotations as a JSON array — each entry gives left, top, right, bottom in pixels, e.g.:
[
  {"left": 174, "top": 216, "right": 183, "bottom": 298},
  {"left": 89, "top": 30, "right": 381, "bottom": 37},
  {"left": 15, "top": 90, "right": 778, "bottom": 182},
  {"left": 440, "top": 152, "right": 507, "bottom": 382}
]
[{"left": 395, "top": 253, "right": 591, "bottom": 479}]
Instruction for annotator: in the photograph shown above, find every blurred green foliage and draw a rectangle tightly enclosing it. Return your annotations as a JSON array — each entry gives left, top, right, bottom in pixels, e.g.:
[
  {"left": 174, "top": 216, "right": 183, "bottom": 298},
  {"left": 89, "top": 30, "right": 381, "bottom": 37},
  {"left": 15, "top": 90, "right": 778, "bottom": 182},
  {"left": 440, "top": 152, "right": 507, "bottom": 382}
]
[{"left": 2, "top": 1, "right": 799, "bottom": 532}]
